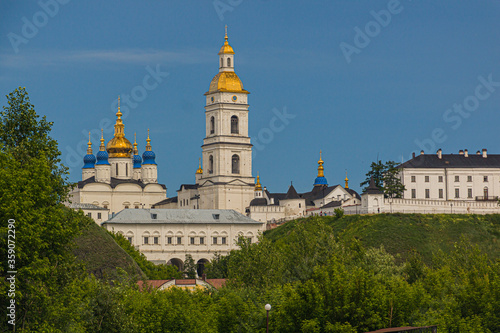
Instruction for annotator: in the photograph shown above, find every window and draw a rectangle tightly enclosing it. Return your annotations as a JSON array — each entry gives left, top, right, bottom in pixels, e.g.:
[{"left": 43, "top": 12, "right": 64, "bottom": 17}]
[
  {"left": 299, "top": 203, "right": 301, "bottom": 208},
  {"left": 232, "top": 154, "right": 240, "bottom": 174},
  {"left": 222, "top": 237, "right": 227, "bottom": 245},
  {"left": 439, "top": 189, "right": 444, "bottom": 199},
  {"left": 221, "top": 58, "right": 223, "bottom": 67},
  {"left": 154, "top": 237, "right": 159, "bottom": 245},
  {"left": 438, "top": 176, "right": 443, "bottom": 182},
  {"left": 484, "top": 187, "right": 489, "bottom": 198},
  {"left": 200, "top": 237, "right": 204, "bottom": 245},
  {"left": 177, "top": 237, "right": 182, "bottom": 245},
  {"left": 103, "top": 205, "right": 108, "bottom": 209},
  {"left": 167, "top": 237, "right": 172, "bottom": 245},
  {"left": 455, "top": 188, "right": 460, "bottom": 198},
  {"left": 425, "top": 189, "right": 430, "bottom": 198},
  {"left": 425, "top": 176, "right": 429, "bottom": 182},
  {"left": 126, "top": 163, "right": 128, "bottom": 176},
  {"left": 227, "top": 57, "right": 231, "bottom": 67},
  {"left": 411, "top": 189, "right": 416, "bottom": 199},
  {"left": 87, "top": 212, "right": 92, "bottom": 218},
  {"left": 210, "top": 116, "right": 215, "bottom": 134},
  {"left": 213, "top": 237, "right": 218, "bottom": 245},
  {"left": 116, "top": 163, "right": 119, "bottom": 176},
  {"left": 411, "top": 176, "right": 416, "bottom": 183},
  {"left": 484, "top": 176, "right": 488, "bottom": 182},
  {"left": 209, "top": 155, "right": 214, "bottom": 174},
  {"left": 97, "top": 213, "right": 102, "bottom": 219},
  {"left": 213, "top": 214, "right": 220, "bottom": 220},
  {"left": 467, "top": 176, "right": 472, "bottom": 182},
  {"left": 468, "top": 188, "right": 473, "bottom": 198},
  {"left": 124, "top": 205, "right": 129, "bottom": 209},
  {"left": 190, "top": 237, "right": 195, "bottom": 245},
  {"left": 135, "top": 206, "right": 139, "bottom": 209},
  {"left": 144, "top": 237, "right": 149, "bottom": 244},
  {"left": 247, "top": 237, "right": 252, "bottom": 243},
  {"left": 455, "top": 176, "right": 459, "bottom": 182},
  {"left": 231, "top": 116, "right": 239, "bottom": 134},
  {"left": 127, "top": 237, "right": 132, "bottom": 244},
  {"left": 151, "top": 213, "right": 157, "bottom": 219}
]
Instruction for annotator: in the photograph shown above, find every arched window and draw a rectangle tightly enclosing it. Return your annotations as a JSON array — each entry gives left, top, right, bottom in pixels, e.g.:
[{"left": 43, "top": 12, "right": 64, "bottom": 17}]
[
  {"left": 209, "top": 155, "right": 214, "bottom": 174},
  {"left": 116, "top": 164, "right": 119, "bottom": 176},
  {"left": 231, "top": 116, "right": 239, "bottom": 134},
  {"left": 232, "top": 154, "right": 240, "bottom": 174},
  {"left": 125, "top": 163, "right": 128, "bottom": 176},
  {"left": 210, "top": 116, "right": 215, "bottom": 134},
  {"left": 227, "top": 57, "right": 231, "bottom": 67},
  {"left": 220, "top": 58, "right": 223, "bottom": 68}
]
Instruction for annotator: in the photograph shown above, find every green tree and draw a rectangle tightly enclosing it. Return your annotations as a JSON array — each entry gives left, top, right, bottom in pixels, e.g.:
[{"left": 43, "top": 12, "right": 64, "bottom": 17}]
[
  {"left": 184, "top": 254, "right": 197, "bottom": 278},
  {"left": 383, "top": 161, "right": 405, "bottom": 198},
  {"left": 361, "top": 160, "right": 405, "bottom": 198},
  {"left": 360, "top": 160, "right": 385, "bottom": 191},
  {"left": 0, "top": 87, "right": 90, "bottom": 330}
]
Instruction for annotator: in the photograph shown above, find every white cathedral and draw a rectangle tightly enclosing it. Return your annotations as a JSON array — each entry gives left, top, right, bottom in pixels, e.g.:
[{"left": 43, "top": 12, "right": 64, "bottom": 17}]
[{"left": 69, "top": 30, "right": 357, "bottom": 223}]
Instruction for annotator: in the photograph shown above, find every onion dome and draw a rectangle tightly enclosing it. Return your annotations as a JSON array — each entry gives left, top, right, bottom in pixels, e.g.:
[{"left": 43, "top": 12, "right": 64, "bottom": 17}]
[
  {"left": 96, "top": 129, "right": 110, "bottom": 165},
  {"left": 132, "top": 133, "right": 142, "bottom": 168},
  {"left": 83, "top": 132, "right": 96, "bottom": 168},
  {"left": 142, "top": 129, "right": 156, "bottom": 165},
  {"left": 106, "top": 96, "right": 133, "bottom": 158},
  {"left": 196, "top": 158, "right": 203, "bottom": 174},
  {"left": 219, "top": 27, "right": 235, "bottom": 55},
  {"left": 313, "top": 150, "right": 328, "bottom": 186}
]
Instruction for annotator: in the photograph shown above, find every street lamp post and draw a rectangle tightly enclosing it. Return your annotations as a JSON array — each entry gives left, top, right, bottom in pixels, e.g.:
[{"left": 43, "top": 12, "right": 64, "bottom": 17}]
[{"left": 265, "top": 304, "right": 271, "bottom": 333}]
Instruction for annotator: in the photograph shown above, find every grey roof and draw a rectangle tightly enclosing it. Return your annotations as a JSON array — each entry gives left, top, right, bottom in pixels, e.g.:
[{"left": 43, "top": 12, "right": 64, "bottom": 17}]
[
  {"left": 77, "top": 176, "right": 167, "bottom": 189},
  {"left": 249, "top": 198, "right": 268, "bottom": 206},
  {"left": 284, "top": 184, "right": 300, "bottom": 200},
  {"left": 399, "top": 153, "right": 500, "bottom": 169},
  {"left": 345, "top": 188, "right": 361, "bottom": 200},
  {"left": 178, "top": 184, "right": 199, "bottom": 191},
  {"left": 152, "top": 196, "right": 178, "bottom": 207},
  {"left": 69, "top": 203, "right": 108, "bottom": 210},
  {"left": 363, "top": 177, "right": 383, "bottom": 195},
  {"left": 103, "top": 209, "right": 263, "bottom": 225},
  {"left": 320, "top": 201, "right": 342, "bottom": 209}
]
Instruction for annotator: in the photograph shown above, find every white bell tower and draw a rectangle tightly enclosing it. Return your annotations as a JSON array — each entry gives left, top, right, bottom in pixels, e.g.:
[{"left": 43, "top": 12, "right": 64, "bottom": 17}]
[{"left": 198, "top": 28, "right": 255, "bottom": 213}]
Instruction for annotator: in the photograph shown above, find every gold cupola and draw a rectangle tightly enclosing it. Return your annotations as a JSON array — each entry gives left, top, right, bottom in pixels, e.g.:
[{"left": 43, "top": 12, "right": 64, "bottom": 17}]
[
  {"left": 255, "top": 173, "right": 262, "bottom": 191},
  {"left": 196, "top": 158, "right": 203, "bottom": 174},
  {"left": 106, "top": 96, "right": 133, "bottom": 158},
  {"left": 206, "top": 27, "right": 249, "bottom": 95},
  {"left": 345, "top": 171, "right": 349, "bottom": 189}
]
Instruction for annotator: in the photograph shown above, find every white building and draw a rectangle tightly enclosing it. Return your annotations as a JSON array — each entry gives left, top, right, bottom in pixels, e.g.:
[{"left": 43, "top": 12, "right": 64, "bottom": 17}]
[
  {"left": 249, "top": 152, "right": 360, "bottom": 222},
  {"left": 349, "top": 149, "right": 500, "bottom": 214},
  {"left": 67, "top": 108, "right": 167, "bottom": 219},
  {"left": 102, "top": 209, "right": 264, "bottom": 274}
]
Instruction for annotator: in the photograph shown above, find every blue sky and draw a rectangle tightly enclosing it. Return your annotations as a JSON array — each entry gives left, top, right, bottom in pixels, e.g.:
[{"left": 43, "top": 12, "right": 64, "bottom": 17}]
[{"left": 1, "top": 0, "right": 500, "bottom": 196}]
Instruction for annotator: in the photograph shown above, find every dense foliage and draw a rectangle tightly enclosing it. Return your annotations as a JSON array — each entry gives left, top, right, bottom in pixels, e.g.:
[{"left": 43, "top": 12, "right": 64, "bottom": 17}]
[
  {"left": 1, "top": 88, "right": 498, "bottom": 332},
  {"left": 360, "top": 160, "right": 405, "bottom": 198}
]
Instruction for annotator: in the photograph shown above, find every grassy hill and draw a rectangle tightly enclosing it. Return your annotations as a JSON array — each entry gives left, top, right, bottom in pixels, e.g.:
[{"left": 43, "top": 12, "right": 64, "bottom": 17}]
[
  {"left": 73, "top": 221, "right": 146, "bottom": 281},
  {"left": 265, "top": 213, "right": 500, "bottom": 264}
]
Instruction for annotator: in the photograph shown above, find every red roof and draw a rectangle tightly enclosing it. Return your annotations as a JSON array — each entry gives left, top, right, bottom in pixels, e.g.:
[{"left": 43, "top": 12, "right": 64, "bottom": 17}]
[
  {"left": 137, "top": 279, "right": 172, "bottom": 291},
  {"left": 206, "top": 278, "right": 226, "bottom": 289}
]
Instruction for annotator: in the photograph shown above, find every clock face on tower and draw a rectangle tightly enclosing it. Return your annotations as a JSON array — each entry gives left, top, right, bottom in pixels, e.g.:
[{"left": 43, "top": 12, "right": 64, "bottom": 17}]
[{"left": 232, "top": 95, "right": 237, "bottom": 102}]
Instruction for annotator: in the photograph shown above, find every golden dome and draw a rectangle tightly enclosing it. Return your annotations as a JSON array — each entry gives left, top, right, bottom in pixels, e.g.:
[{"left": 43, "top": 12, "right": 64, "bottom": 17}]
[
  {"left": 207, "top": 72, "right": 249, "bottom": 94},
  {"left": 106, "top": 97, "right": 133, "bottom": 158}
]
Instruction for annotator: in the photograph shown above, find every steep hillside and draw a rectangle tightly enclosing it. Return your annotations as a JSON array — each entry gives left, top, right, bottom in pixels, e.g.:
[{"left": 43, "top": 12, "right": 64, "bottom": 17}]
[
  {"left": 265, "top": 213, "right": 500, "bottom": 264},
  {"left": 73, "top": 221, "right": 146, "bottom": 281}
]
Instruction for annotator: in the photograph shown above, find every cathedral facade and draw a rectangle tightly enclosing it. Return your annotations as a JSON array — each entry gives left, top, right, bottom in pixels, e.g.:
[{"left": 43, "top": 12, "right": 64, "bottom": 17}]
[{"left": 68, "top": 103, "right": 167, "bottom": 216}]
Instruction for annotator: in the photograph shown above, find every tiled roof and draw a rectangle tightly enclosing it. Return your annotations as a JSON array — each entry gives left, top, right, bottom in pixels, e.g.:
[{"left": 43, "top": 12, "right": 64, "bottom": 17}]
[
  {"left": 284, "top": 184, "right": 300, "bottom": 199},
  {"left": 152, "top": 196, "right": 178, "bottom": 207}
]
